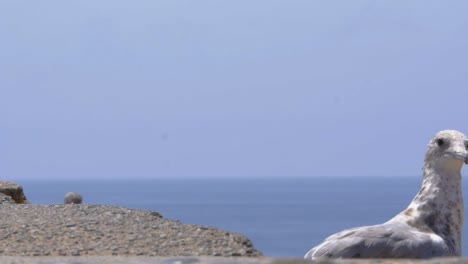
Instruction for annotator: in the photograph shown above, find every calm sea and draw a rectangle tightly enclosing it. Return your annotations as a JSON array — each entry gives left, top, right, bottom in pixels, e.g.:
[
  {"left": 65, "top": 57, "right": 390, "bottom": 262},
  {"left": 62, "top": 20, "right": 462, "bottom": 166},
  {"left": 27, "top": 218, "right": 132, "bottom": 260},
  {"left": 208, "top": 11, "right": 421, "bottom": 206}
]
[{"left": 16, "top": 177, "right": 468, "bottom": 257}]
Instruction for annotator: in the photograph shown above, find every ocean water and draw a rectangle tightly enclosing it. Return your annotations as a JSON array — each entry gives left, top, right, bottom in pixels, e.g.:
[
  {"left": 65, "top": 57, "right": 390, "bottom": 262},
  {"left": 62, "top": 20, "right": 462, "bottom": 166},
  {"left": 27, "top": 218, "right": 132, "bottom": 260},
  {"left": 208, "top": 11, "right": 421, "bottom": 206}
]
[{"left": 16, "top": 177, "right": 468, "bottom": 257}]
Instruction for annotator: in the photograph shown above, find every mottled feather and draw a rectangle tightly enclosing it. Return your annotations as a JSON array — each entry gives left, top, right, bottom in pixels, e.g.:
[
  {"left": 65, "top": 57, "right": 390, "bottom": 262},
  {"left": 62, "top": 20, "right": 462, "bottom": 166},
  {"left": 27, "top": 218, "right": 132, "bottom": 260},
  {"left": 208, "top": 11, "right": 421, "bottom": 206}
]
[{"left": 305, "top": 130, "right": 467, "bottom": 259}]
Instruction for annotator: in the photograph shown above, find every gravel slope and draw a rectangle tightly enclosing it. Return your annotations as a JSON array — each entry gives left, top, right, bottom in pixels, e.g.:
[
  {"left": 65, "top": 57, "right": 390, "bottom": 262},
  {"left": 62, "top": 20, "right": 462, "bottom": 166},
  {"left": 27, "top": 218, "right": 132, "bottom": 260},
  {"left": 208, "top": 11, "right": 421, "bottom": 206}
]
[{"left": 0, "top": 204, "right": 262, "bottom": 257}]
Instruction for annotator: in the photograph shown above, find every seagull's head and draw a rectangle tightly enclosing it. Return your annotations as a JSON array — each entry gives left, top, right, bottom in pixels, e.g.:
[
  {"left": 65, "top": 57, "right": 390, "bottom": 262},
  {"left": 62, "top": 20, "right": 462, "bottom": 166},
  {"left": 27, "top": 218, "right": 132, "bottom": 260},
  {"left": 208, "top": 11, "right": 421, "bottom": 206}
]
[{"left": 425, "top": 130, "right": 468, "bottom": 172}]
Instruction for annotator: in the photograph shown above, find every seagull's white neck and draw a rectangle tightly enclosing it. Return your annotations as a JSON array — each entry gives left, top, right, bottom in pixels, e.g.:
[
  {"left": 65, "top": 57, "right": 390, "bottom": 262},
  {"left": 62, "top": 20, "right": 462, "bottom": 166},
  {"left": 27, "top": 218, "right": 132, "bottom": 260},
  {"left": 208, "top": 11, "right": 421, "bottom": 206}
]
[{"left": 400, "top": 161, "right": 464, "bottom": 255}]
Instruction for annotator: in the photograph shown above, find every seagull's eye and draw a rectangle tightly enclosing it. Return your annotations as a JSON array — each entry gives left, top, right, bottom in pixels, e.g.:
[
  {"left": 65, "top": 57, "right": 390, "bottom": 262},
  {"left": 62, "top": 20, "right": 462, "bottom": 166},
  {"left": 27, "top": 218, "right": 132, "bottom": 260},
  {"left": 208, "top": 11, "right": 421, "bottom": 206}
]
[{"left": 437, "top": 138, "right": 444, "bottom": 147}]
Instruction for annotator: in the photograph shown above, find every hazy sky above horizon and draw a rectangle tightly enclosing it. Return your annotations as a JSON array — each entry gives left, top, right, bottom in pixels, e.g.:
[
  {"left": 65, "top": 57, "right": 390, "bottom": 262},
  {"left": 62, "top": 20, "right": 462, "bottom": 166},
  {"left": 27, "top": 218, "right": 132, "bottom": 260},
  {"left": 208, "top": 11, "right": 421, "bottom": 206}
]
[{"left": 3, "top": 1, "right": 468, "bottom": 180}]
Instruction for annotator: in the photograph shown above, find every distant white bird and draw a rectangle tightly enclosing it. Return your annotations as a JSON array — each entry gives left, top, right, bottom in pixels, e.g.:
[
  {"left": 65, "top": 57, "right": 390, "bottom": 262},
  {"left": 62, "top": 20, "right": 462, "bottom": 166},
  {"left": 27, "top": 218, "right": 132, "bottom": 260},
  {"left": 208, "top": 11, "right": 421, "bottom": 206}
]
[{"left": 305, "top": 130, "right": 468, "bottom": 259}]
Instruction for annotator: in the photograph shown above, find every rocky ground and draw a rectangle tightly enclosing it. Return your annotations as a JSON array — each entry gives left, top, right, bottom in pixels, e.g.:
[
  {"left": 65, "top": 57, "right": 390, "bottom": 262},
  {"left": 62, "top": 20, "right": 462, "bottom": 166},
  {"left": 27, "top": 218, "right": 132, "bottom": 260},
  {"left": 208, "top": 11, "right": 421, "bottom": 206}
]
[
  {"left": 0, "top": 204, "right": 261, "bottom": 257},
  {"left": 0, "top": 181, "right": 261, "bottom": 257}
]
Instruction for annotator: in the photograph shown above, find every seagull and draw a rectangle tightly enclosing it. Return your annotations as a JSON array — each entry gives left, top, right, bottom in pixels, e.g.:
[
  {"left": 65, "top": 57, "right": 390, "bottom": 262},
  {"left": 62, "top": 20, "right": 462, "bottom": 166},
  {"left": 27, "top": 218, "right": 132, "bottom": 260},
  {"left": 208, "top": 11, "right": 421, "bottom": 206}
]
[{"left": 305, "top": 130, "right": 468, "bottom": 259}]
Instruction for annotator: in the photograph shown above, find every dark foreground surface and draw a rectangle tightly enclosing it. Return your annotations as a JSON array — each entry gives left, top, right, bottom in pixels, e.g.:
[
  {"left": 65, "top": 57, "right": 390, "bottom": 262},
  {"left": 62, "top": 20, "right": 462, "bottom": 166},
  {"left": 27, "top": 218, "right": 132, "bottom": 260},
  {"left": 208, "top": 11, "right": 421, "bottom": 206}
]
[
  {"left": 0, "top": 204, "right": 261, "bottom": 257},
  {"left": 0, "top": 256, "right": 465, "bottom": 264}
]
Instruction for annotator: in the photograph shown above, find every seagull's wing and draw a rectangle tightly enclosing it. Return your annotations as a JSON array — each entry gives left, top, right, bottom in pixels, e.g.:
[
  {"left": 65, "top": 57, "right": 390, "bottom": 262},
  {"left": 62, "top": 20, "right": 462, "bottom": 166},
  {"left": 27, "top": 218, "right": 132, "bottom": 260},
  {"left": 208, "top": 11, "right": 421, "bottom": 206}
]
[{"left": 304, "top": 223, "right": 450, "bottom": 259}]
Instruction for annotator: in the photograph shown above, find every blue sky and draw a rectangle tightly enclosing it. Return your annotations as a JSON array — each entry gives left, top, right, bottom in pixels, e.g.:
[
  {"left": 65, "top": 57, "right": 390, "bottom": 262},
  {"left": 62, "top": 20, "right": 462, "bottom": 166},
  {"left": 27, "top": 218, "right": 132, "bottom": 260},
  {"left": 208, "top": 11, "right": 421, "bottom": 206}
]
[{"left": 2, "top": 1, "right": 468, "bottom": 179}]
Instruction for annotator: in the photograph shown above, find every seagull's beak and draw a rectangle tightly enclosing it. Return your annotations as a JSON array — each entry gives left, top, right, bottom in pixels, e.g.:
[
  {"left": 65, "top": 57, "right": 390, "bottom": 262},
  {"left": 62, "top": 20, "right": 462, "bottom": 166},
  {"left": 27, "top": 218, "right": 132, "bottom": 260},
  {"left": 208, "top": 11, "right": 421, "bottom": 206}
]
[
  {"left": 451, "top": 152, "right": 468, "bottom": 165},
  {"left": 448, "top": 148, "right": 468, "bottom": 164},
  {"left": 465, "top": 140, "right": 468, "bottom": 164}
]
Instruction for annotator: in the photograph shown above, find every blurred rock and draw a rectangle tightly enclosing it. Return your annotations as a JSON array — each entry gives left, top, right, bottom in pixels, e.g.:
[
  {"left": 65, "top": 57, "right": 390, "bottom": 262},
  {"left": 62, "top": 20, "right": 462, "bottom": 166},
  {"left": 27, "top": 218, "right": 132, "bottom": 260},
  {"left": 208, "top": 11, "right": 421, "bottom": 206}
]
[
  {"left": 64, "top": 192, "right": 83, "bottom": 204},
  {"left": 0, "top": 192, "right": 15, "bottom": 204},
  {"left": 0, "top": 181, "right": 29, "bottom": 204}
]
